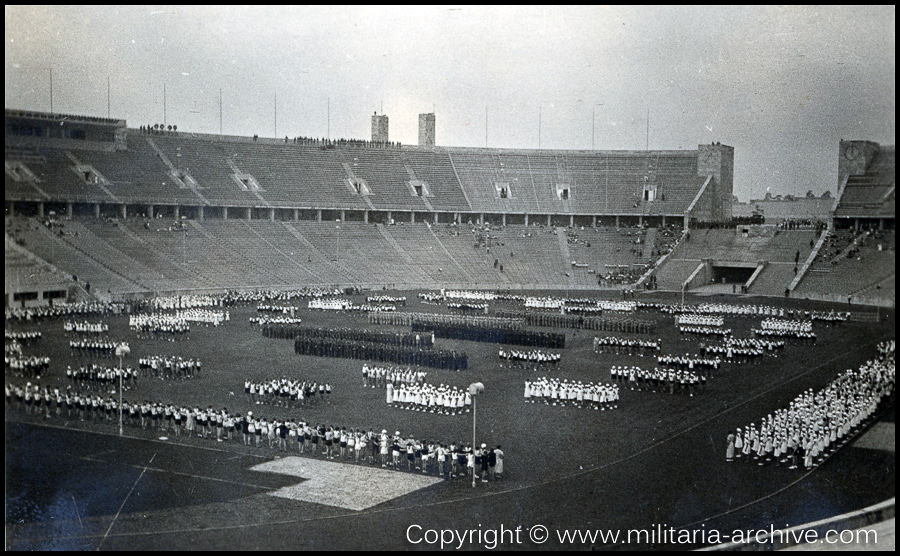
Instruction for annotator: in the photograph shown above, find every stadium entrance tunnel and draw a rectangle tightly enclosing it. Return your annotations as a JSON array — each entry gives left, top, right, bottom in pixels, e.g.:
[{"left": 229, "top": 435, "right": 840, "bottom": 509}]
[{"left": 709, "top": 264, "right": 756, "bottom": 284}]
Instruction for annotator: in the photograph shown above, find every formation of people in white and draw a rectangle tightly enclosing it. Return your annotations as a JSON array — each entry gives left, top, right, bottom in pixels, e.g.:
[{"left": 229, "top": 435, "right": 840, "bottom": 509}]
[
  {"left": 151, "top": 294, "right": 223, "bottom": 310},
  {"left": 524, "top": 378, "right": 620, "bottom": 409},
  {"left": 66, "top": 364, "right": 139, "bottom": 389},
  {"left": 753, "top": 319, "right": 816, "bottom": 340},
  {"left": 675, "top": 315, "right": 724, "bottom": 327},
  {"left": 611, "top": 365, "right": 704, "bottom": 394},
  {"left": 498, "top": 348, "right": 561, "bottom": 365},
  {"left": 69, "top": 339, "right": 128, "bottom": 357},
  {"left": 6, "top": 301, "right": 119, "bottom": 323},
  {"left": 245, "top": 378, "right": 331, "bottom": 407},
  {"left": 248, "top": 315, "right": 304, "bottom": 325},
  {"left": 657, "top": 354, "right": 721, "bottom": 370},
  {"left": 366, "top": 295, "right": 406, "bottom": 304},
  {"left": 362, "top": 364, "right": 427, "bottom": 388},
  {"left": 386, "top": 382, "right": 470, "bottom": 415},
  {"left": 138, "top": 356, "right": 201, "bottom": 379},
  {"left": 593, "top": 336, "right": 661, "bottom": 352},
  {"left": 657, "top": 302, "right": 787, "bottom": 317},
  {"left": 703, "top": 337, "right": 784, "bottom": 360},
  {"left": 447, "top": 302, "right": 488, "bottom": 311},
  {"left": 650, "top": 302, "right": 850, "bottom": 324},
  {"left": 525, "top": 297, "right": 636, "bottom": 312},
  {"left": 64, "top": 321, "right": 109, "bottom": 335},
  {"left": 129, "top": 314, "right": 190, "bottom": 336},
  {"left": 308, "top": 298, "right": 396, "bottom": 312},
  {"left": 729, "top": 340, "right": 894, "bottom": 468},
  {"left": 256, "top": 304, "right": 298, "bottom": 315},
  {"left": 5, "top": 330, "right": 41, "bottom": 341},
  {"left": 678, "top": 325, "right": 732, "bottom": 337},
  {"left": 441, "top": 290, "right": 497, "bottom": 301}
]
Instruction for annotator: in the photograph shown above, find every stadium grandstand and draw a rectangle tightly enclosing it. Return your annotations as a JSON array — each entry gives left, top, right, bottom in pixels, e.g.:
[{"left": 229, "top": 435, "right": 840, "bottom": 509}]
[
  {"left": 6, "top": 109, "right": 731, "bottom": 299},
  {"left": 4, "top": 110, "right": 894, "bottom": 308}
]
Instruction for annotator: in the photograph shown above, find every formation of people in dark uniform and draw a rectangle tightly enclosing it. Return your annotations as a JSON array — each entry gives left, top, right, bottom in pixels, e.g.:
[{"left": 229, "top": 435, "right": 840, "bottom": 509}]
[
  {"left": 495, "top": 311, "right": 656, "bottom": 334},
  {"left": 293, "top": 336, "right": 467, "bottom": 370},
  {"left": 263, "top": 324, "right": 433, "bottom": 348},
  {"left": 411, "top": 320, "right": 565, "bottom": 349}
]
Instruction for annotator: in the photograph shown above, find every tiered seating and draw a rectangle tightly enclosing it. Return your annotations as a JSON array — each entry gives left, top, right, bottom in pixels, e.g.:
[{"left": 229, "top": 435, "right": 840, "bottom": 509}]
[
  {"left": 344, "top": 148, "right": 425, "bottom": 211},
  {"left": 402, "top": 150, "right": 470, "bottom": 211},
  {"left": 82, "top": 220, "right": 215, "bottom": 291},
  {"left": 749, "top": 263, "right": 798, "bottom": 295},
  {"left": 653, "top": 259, "right": 703, "bottom": 290},
  {"left": 8, "top": 130, "right": 711, "bottom": 217},
  {"left": 446, "top": 149, "right": 705, "bottom": 215},
  {"left": 795, "top": 230, "right": 895, "bottom": 297},
  {"left": 652, "top": 227, "right": 819, "bottom": 292},
  {"left": 74, "top": 135, "right": 196, "bottom": 204},
  {"left": 18, "top": 150, "right": 108, "bottom": 202},
  {"left": 150, "top": 135, "right": 256, "bottom": 205},
  {"left": 380, "top": 224, "right": 468, "bottom": 283},
  {"left": 835, "top": 147, "right": 895, "bottom": 218},
  {"left": 5, "top": 234, "right": 73, "bottom": 291},
  {"left": 670, "top": 228, "right": 816, "bottom": 264},
  {"left": 6, "top": 218, "right": 140, "bottom": 293},
  {"left": 809, "top": 230, "right": 858, "bottom": 268}
]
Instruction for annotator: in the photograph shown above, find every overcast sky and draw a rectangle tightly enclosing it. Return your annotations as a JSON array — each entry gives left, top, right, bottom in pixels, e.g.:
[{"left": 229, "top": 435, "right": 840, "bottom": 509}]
[{"left": 5, "top": 5, "right": 895, "bottom": 201}]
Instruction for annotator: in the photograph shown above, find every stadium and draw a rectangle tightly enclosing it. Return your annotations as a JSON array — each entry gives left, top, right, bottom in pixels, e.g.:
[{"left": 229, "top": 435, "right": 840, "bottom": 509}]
[{"left": 5, "top": 6, "right": 895, "bottom": 551}]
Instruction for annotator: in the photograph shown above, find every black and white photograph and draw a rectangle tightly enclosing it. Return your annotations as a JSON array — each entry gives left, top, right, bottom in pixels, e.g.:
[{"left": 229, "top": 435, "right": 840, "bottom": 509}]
[{"left": 4, "top": 5, "right": 895, "bottom": 551}]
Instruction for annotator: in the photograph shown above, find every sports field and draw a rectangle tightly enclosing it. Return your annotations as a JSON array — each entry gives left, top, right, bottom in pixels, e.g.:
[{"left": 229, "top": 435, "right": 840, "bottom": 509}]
[{"left": 5, "top": 290, "right": 895, "bottom": 550}]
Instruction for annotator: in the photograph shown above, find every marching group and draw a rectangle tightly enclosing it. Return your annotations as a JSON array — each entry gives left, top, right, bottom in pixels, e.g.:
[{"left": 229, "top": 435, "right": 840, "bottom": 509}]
[
  {"left": 245, "top": 378, "right": 332, "bottom": 407},
  {"left": 69, "top": 339, "right": 128, "bottom": 358},
  {"left": 138, "top": 356, "right": 202, "bottom": 380},
  {"left": 752, "top": 319, "right": 817, "bottom": 342},
  {"left": 63, "top": 321, "right": 109, "bottom": 335},
  {"left": 611, "top": 365, "right": 705, "bottom": 395},
  {"left": 593, "top": 336, "right": 661, "bottom": 354},
  {"left": 362, "top": 364, "right": 428, "bottom": 388},
  {"left": 5, "top": 381, "right": 503, "bottom": 481},
  {"left": 66, "top": 364, "right": 139, "bottom": 390},
  {"left": 5, "top": 330, "right": 42, "bottom": 342},
  {"left": 524, "top": 377, "right": 620, "bottom": 409},
  {"left": 386, "top": 382, "right": 471, "bottom": 415},
  {"left": 129, "top": 314, "right": 191, "bottom": 338},
  {"left": 727, "top": 341, "right": 894, "bottom": 468},
  {"left": 498, "top": 348, "right": 562, "bottom": 366}
]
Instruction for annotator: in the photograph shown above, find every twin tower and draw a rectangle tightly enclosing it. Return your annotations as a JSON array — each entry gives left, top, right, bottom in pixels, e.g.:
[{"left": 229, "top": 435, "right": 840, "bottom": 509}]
[{"left": 371, "top": 112, "right": 435, "bottom": 147}]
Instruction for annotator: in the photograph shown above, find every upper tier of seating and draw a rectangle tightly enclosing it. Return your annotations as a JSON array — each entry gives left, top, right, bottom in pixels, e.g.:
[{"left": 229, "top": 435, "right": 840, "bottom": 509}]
[
  {"left": 6, "top": 132, "right": 707, "bottom": 215},
  {"left": 835, "top": 146, "right": 895, "bottom": 218}
]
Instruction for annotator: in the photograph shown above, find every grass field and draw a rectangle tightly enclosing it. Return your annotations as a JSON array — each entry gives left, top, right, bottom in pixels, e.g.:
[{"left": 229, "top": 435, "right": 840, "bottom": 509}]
[{"left": 5, "top": 290, "right": 895, "bottom": 550}]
